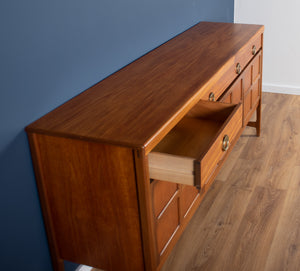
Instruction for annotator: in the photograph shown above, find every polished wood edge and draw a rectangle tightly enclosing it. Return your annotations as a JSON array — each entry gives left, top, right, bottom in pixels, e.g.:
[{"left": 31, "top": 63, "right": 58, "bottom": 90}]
[
  {"left": 134, "top": 148, "right": 158, "bottom": 271},
  {"left": 27, "top": 132, "right": 65, "bottom": 271},
  {"left": 25, "top": 126, "right": 145, "bottom": 150}
]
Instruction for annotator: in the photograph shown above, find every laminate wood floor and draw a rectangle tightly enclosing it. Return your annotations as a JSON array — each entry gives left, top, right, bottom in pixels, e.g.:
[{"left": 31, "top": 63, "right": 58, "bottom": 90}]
[
  {"left": 161, "top": 92, "right": 300, "bottom": 271},
  {"left": 91, "top": 92, "right": 300, "bottom": 271}
]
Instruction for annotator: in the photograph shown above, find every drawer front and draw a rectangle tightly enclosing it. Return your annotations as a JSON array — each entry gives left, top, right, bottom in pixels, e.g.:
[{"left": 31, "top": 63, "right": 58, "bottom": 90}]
[
  {"left": 199, "top": 104, "right": 242, "bottom": 186},
  {"left": 203, "top": 62, "right": 239, "bottom": 102},
  {"left": 148, "top": 101, "right": 243, "bottom": 189},
  {"left": 235, "top": 33, "right": 262, "bottom": 76},
  {"left": 203, "top": 33, "right": 262, "bottom": 102},
  {"left": 152, "top": 180, "right": 178, "bottom": 218}
]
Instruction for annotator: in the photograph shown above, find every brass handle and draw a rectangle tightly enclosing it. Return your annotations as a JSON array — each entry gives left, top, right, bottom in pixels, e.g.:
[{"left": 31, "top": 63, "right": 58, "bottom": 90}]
[
  {"left": 236, "top": 63, "right": 241, "bottom": 75},
  {"left": 209, "top": 92, "right": 215, "bottom": 101},
  {"left": 222, "top": 135, "right": 229, "bottom": 151},
  {"left": 252, "top": 45, "right": 257, "bottom": 55}
]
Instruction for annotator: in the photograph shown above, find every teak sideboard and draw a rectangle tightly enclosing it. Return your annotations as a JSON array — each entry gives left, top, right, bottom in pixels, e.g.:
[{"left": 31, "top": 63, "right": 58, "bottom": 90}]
[{"left": 26, "top": 22, "right": 264, "bottom": 271}]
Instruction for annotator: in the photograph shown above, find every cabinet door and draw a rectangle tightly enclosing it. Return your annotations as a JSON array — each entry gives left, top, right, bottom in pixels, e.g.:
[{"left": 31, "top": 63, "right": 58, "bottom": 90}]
[
  {"left": 151, "top": 180, "right": 180, "bottom": 256},
  {"left": 150, "top": 180, "right": 200, "bottom": 260},
  {"left": 243, "top": 52, "right": 262, "bottom": 124}
]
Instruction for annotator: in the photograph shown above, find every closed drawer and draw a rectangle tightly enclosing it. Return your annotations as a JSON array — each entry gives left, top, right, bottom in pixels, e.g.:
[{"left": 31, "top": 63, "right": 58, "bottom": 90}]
[
  {"left": 235, "top": 33, "right": 262, "bottom": 76},
  {"left": 148, "top": 100, "right": 242, "bottom": 189},
  {"left": 203, "top": 61, "right": 239, "bottom": 102},
  {"left": 203, "top": 33, "right": 262, "bottom": 102}
]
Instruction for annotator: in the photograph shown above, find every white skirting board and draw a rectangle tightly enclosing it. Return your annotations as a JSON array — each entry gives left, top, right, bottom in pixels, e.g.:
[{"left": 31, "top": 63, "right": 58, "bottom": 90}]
[{"left": 263, "top": 84, "right": 300, "bottom": 95}]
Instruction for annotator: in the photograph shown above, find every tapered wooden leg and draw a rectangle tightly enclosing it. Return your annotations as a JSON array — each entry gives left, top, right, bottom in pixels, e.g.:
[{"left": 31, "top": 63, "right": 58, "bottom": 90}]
[
  {"left": 256, "top": 99, "right": 262, "bottom": 137},
  {"left": 246, "top": 100, "right": 262, "bottom": 136}
]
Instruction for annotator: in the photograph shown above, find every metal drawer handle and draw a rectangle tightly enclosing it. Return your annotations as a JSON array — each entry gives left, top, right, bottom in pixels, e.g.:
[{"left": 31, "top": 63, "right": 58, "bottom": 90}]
[
  {"left": 222, "top": 135, "right": 229, "bottom": 151},
  {"left": 236, "top": 63, "right": 241, "bottom": 75},
  {"left": 209, "top": 92, "right": 215, "bottom": 101},
  {"left": 252, "top": 45, "right": 257, "bottom": 55}
]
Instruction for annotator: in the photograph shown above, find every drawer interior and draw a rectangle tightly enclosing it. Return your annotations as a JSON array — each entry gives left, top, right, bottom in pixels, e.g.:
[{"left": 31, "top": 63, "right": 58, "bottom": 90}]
[
  {"left": 148, "top": 100, "right": 241, "bottom": 187},
  {"left": 153, "top": 101, "right": 237, "bottom": 159}
]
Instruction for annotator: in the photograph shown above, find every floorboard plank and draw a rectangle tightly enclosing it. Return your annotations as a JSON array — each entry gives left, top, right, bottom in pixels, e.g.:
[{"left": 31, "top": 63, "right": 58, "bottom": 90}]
[
  {"left": 160, "top": 93, "right": 300, "bottom": 271},
  {"left": 264, "top": 188, "right": 300, "bottom": 271},
  {"left": 211, "top": 186, "right": 286, "bottom": 271},
  {"left": 161, "top": 182, "right": 253, "bottom": 271}
]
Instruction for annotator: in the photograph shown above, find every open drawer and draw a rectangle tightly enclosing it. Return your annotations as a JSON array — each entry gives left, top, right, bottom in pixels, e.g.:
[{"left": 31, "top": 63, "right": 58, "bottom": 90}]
[{"left": 148, "top": 100, "right": 242, "bottom": 189}]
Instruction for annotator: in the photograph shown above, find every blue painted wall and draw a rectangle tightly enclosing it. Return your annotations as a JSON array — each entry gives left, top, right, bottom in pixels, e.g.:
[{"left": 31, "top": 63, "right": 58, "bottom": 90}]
[{"left": 0, "top": 0, "right": 233, "bottom": 270}]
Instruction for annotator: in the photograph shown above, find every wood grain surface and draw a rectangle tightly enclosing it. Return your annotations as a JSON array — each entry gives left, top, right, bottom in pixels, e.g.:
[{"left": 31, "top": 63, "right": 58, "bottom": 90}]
[
  {"left": 29, "top": 134, "right": 145, "bottom": 271},
  {"left": 157, "top": 93, "right": 300, "bottom": 271},
  {"left": 26, "top": 22, "right": 264, "bottom": 154}
]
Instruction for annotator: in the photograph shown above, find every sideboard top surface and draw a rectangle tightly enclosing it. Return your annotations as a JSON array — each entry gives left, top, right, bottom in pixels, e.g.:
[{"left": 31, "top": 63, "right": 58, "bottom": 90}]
[{"left": 27, "top": 22, "right": 264, "bottom": 151}]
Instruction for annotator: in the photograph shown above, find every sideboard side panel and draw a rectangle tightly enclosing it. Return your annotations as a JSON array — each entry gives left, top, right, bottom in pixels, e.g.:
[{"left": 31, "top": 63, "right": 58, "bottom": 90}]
[
  {"left": 134, "top": 149, "right": 158, "bottom": 271},
  {"left": 29, "top": 133, "right": 144, "bottom": 271}
]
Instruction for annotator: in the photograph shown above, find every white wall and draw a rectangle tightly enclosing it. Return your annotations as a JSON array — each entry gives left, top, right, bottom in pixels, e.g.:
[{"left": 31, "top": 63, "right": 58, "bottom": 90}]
[{"left": 235, "top": 0, "right": 300, "bottom": 95}]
